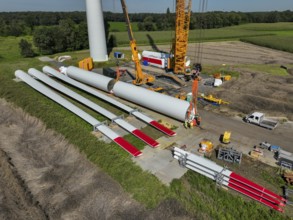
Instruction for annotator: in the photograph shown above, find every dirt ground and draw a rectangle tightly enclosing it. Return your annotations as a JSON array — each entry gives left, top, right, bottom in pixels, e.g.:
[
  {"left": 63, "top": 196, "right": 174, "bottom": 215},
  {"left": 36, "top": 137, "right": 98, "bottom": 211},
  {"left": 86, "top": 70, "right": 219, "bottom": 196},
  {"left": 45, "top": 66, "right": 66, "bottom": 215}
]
[
  {"left": 208, "top": 71, "right": 293, "bottom": 120},
  {"left": 140, "top": 41, "right": 293, "bottom": 121},
  {"left": 0, "top": 99, "right": 192, "bottom": 220},
  {"left": 187, "top": 41, "right": 293, "bottom": 66},
  {"left": 2, "top": 41, "right": 293, "bottom": 219},
  {"left": 193, "top": 41, "right": 293, "bottom": 120}
]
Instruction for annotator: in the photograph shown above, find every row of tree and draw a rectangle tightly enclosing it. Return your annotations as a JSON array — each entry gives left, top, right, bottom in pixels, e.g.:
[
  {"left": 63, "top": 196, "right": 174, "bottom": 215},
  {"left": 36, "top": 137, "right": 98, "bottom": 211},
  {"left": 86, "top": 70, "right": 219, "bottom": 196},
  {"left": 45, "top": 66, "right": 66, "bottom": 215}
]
[
  {"left": 107, "top": 10, "right": 293, "bottom": 31},
  {"left": 18, "top": 18, "right": 117, "bottom": 57},
  {"left": 1, "top": 10, "right": 293, "bottom": 36},
  {"left": 1, "top": 10, "right": 291, "bottom": 57}
]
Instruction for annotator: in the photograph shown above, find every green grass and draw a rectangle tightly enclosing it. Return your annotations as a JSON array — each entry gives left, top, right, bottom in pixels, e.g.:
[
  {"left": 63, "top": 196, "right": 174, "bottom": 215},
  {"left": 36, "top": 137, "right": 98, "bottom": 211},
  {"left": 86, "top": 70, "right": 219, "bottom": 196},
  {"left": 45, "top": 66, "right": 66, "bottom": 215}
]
[
  {"left": 232, "top": 22, "right": 293, "bottom": 31},
  {"left": 110, "top": 27, "right": 273, "bottom": 46},
  {"left": 0, "top": 25, "right": 292, "bottom": 219},
  {"left": 240, "top": 35, "right": 293, "bottom": 53},
  {"left": 237, "top": 64, "right": 290, "bottom": 75},
  {"left": 170, "top": 171, "right": 287, "bottom": 220},
  {"left": 110, "top": 22, "right": 293, "bottom": 57},
  {"left": 109, "top": 21, "right": 139, "bottom": 32},
  {"left": 0, "top": 36, "right": 22, "bottom": 60}
]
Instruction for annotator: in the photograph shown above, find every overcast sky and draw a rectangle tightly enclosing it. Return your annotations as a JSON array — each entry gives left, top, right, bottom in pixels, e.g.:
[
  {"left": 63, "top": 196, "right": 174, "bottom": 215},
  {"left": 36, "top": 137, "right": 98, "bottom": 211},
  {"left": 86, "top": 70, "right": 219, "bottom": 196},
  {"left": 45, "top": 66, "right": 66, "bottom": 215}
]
[{"left": 0, "top": 0, "right": 292, "bottom": 13}]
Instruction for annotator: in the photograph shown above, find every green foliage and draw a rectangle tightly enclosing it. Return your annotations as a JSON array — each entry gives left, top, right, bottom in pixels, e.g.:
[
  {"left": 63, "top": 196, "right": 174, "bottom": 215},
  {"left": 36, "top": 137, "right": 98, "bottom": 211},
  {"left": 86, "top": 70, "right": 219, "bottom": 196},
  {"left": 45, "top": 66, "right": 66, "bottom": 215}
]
[
  {"left": 108, "top": 34, "right": 117, "bottom": 48},
  {"left": 33, "top": 26, "right": 62, "bottom": 54},
  {"left": 19, "top": 38, "right": 35, "bottom": 57},
  {"left": 33, "top": 20, "right": 89, "bottom": 55},
  {"left": 138, "top": 16, "right": 156, "bottom": 31}
]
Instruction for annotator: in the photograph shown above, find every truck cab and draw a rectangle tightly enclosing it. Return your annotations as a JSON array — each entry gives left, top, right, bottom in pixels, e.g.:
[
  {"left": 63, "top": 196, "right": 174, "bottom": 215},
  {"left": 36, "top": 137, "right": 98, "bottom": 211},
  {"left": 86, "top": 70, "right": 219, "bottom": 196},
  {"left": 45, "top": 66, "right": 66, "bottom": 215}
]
[
  {"left": 244, "top": 112, "right": 278, "bottom": 130},
  {"left": 244, "top": 112, "right": 264, "bottom": 124}
]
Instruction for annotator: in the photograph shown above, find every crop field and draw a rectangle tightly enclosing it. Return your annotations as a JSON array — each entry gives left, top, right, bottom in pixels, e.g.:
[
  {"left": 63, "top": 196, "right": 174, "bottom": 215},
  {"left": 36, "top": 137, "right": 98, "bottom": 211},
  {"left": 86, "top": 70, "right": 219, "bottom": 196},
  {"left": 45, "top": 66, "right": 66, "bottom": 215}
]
[
  {"left": 110, "top": 22, "right": 293, "bottom": 55},
  {"left": 111, "top": 27, "right": 272, "bottom": 46},
  {"left": 1, "top": 22, "right": 293, "bottom": 219},
  {"left": 233, "top": 22, "right": 293, "bottom": 31},
  {"left": 109, "top": 21, "right": 138, "bottom": 32},
  {"left": 240, "top": 35, "right": 293, "bottom": 53}
]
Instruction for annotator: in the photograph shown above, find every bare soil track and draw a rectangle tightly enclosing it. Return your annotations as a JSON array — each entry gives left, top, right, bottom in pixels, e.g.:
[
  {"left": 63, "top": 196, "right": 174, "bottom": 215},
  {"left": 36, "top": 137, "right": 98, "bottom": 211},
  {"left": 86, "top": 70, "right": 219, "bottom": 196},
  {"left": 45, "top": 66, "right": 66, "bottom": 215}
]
[
  {"left": 211, "top": 71, "right": 293, "bottom": 120},
  {"left": 187, "top": 41, "right": 293, "bottom": 65},
  {"left": 0, "top": 99, "right": 192, "bottom": 220},
  {"left": 188, "top": 41, "right": 293, "bottom": 121}
]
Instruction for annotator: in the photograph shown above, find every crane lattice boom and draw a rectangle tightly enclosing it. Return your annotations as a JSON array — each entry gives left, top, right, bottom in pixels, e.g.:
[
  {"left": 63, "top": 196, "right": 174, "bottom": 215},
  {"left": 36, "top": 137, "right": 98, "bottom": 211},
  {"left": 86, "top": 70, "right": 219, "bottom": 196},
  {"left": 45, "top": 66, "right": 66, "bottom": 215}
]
[{"left": 174, "top": 0, "right": 192, "bottom": 74}]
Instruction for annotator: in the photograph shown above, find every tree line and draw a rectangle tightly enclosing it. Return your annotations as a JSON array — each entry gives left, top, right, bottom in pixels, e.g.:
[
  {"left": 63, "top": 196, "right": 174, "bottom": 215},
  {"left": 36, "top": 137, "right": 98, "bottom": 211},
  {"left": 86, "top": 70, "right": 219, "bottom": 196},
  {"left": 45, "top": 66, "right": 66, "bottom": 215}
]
[
  {"left": 0, "top": 10, "right": 292, "bottom": 57},
  {"left": 105, "top": 10, "right": 293, "bottom": 31}
]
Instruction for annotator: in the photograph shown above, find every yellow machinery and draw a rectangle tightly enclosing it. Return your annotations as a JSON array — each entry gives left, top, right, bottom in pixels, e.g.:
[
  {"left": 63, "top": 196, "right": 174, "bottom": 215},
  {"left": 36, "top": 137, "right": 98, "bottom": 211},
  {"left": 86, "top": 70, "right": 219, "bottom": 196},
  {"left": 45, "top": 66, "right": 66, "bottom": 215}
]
[
  {"left": 148, "top": 87, "right": 166, "bottom": 94},
  {"left": 172, "top": 0, "right": 192, "bottom": 75},
  {"left": 78, "top": 57, "right": 94, "bottom": 71},
  {"left": 175, "top": 91, "right": 187, "bottom": 100},
  {"left": 120, "top": 0, "right": 155, "bottom": 85},
  {"left": 222, "top": 131, "right": 231, "bottom": 144},
  {"left": 213, "top": 73, "right": 231, "bottom": 81},
  {"left": 200, "top": 94, "right": 229, "bottom": 105},
  {"left": 199, "top": 139, "right": 214, "bottom": 157}
]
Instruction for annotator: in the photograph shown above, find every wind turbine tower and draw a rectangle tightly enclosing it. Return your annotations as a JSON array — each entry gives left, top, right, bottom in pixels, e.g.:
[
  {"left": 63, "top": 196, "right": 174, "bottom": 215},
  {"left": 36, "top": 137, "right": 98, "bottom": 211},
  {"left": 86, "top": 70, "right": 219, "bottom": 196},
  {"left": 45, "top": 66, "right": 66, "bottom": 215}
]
[{"left": 85, "top": 0, "right": 108, "bottom": 62}]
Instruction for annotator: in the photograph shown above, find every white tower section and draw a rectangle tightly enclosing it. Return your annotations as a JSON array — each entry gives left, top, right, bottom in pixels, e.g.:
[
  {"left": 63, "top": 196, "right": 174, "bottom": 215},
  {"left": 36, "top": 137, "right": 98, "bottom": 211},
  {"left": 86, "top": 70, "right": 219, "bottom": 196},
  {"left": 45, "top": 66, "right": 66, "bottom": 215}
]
[{"left": 85, "top": 0, "right": 108, "bottom": 62}]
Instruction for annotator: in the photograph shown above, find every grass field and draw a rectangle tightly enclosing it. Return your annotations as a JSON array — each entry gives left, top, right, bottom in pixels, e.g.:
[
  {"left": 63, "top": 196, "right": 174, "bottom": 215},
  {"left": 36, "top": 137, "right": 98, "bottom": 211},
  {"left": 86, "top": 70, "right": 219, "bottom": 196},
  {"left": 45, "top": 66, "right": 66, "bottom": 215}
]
[
  {"left": 0, "top": 22, "right": 292, "bottom": 219},
  {"left": 109, "top": 22, "right": 293, "bottom": 54},
  {"left": 110, "top": 27, "right": 273, "bottom": 46},
  {"left": 109, "top": 21, "right": 139, "bottom": 32},
  {"left": 240, "top": 35, "right": 293, "bottom": 53}
]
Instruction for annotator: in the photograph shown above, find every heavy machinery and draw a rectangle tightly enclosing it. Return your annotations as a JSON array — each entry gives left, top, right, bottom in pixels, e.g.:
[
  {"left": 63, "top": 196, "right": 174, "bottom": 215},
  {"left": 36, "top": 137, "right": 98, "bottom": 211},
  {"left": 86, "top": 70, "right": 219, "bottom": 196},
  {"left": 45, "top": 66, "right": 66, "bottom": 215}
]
[
  {"left": 120, "top": 0, "right": 155, "bottom": 85},
  {"left": 199, "top": 139, "right": 214, "bottom": 157},
  {"left": 78, "top": 57, "right": 94, "bottom": 71},
  {"left": 184, "top": 64, "right": 201, "bottom": 128},
  {"left": 222, "top": 131, "right": 231, "bottom": 144},
  {"left": 142, "top": 0, "right": 192, "bottom": 76},
  {"left": 172, "top": 0, "right": 192, "bottom": 75}
]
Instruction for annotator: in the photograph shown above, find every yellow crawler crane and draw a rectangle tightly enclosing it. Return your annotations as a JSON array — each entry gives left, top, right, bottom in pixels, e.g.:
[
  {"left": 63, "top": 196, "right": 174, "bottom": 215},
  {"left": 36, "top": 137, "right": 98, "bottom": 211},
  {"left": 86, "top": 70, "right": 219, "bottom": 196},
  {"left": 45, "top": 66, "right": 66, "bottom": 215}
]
[
  {"left": 120, "top": 0, "right": 155, "bottom": 85},
  {"left": 173, "top": 0, "right": 192, "bottom": 75}
]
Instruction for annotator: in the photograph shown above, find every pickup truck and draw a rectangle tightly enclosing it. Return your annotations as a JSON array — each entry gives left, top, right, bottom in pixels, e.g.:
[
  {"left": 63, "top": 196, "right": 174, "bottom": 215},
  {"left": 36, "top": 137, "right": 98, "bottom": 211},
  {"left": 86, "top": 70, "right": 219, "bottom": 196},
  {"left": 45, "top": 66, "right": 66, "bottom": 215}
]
[
  {"left": 244, "top": 112, "right": 278, "bottom": 130},
  {"left": 259, "top": 142, "right": 281, "bottom": 152}
]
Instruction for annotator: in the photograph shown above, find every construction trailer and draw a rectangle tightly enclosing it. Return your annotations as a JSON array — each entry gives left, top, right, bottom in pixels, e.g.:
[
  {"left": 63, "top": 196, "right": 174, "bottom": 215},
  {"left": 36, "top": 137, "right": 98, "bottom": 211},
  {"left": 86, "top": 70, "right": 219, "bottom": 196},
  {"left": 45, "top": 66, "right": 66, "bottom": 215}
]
[{"left": 141, "top": 50, "right": 172, "bottom": 70}]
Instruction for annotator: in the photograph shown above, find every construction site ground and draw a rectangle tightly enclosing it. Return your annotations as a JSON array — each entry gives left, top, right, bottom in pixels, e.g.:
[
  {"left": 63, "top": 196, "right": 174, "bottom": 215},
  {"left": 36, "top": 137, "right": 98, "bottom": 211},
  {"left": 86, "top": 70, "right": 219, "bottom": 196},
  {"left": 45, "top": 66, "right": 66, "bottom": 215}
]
[
  {"left": 124, "top": 97, "right": 293, "bottom": 185},
  {"left": 2, "top": 41, "right": 293, "bottom": 218},
  {"left": 118, "top": 41, "right": 293, "bottom": 120}
]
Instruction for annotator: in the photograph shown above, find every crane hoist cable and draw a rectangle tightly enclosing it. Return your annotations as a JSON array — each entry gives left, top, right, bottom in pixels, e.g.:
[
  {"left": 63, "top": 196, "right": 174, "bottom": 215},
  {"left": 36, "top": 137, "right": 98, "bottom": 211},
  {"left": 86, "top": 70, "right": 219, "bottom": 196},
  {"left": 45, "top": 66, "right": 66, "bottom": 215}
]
[
  {"left": 194, "top": 0, "right": 208, "bottom": 65},
  {"left": 169, "top": 0, "right": 176, "bottom": 53}
]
